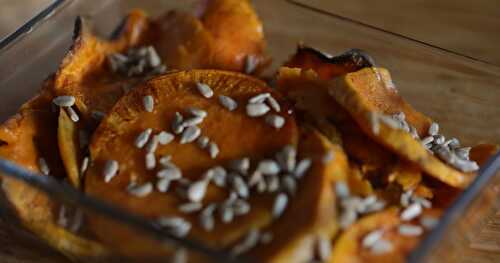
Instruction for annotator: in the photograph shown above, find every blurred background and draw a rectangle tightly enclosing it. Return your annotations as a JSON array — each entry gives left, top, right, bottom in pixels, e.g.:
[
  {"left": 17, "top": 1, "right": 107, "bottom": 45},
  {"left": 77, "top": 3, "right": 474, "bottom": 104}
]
[{"left": 2, "top": 0, "right": 498, "bottom": 65}]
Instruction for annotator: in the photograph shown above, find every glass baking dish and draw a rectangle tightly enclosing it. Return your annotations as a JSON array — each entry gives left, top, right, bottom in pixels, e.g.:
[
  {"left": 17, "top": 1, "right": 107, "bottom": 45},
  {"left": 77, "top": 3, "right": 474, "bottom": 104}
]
[{"left": 0, "top": 0, "right": 499, "bottom": 262}]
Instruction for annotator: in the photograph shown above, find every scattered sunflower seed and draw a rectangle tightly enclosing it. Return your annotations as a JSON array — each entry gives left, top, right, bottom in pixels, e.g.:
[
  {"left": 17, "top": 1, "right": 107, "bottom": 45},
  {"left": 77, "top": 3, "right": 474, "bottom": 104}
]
[
  {"left": 276, "top": 145, "right": 296, "bottom": 172},
  {"left": 80, "top": 156, "right": 89, "bottom": 176},
  {"left": 369, "top": 112, "right": 381, "bottom": 135},
  {"left": 157, "top": 131, "right": 174, "bottom": 145},
  {"left": 335, "top": 181, "right": 350, "bottom": 199},
  {"left": 421, "top": 136, "right": 434, "bottom": 146},
  {"left": 171, "top": 112, "right": 185, "bottom": 134},
  {"left": 339, "top": 209, "right": 357, "bottom": 229},
  {"left": 316, "top": 236, "right": 332, "bottom": 261},
  {"left": 208, "top": 142, "right": 219, "bottom": 159},
  {"left": 146, "top": 46, "right": 161, "bottom": 67},
  {"left": 272, "top": 193, "right": 288, "bottom": 219},
  {"left": 232, "top": 228, "right": 260, "bottom": 255},
  {"left": 266, "top": 96, "right": 281, "bottom": 112},
  {"left": 420, "top": 216, "right": 439, "bottom": 230},
  {"left": 247, "top": 171, "right": 263, "bottom": 188},
  {"left": 156, "top": 217, "right": 191, "bottom": 238},
  {"left": 249, "top": 93, "right": 270, "bottom": 104},
  {"left": 220, "top": 205, "right": 234, "bottom": 223},
  {"left": 412, "top": 196, "right": 432, "bottom": 209},
  {"left": 400, "top": 190, "right": 413, "bottom": 207},
  {"left": 145, "top": 153, "right": 156, "bottom": 170},
  {"left": 66, "top": 106, "right": 79, "bottom": 122},
  {"left": 143, "top": 95, "right": 154, "bottom": 112},
  {"left": 294, "top": 158, "right": 312, "bottom": 178},
  {"left": 158, "top": 155, "right": 173, "bottom": 167},
  {"left": 156, "top": 178, "right": 171, "bottom": 193},
  {"left": 182, "top": 116, "right": 204, "bottom": 127},
  {"left": 434, "top": 134, "right": 445, "bottom": 145},
  {"left": 196, "top": 82, "right": 214, "bottom": 98},
  {"left": 246, "top": 103, "right": 270, "bottom": 117},
  {"left": 428, "top": 122, "right": 439, "bottom": 136},
  {"left": 265, "top": 114, "right": 285, "bottom": 129},
  {"left": 200, "top": 203, "right": 217, "bottom": 231},
  {"left": 52, "top": 95, "right": 75, "bottom": 107},
  {"left": 257, "top": 159, "right": 281, "bottom": 175},
  {"left": 197, "top": 136, "right": 210, "bottom": 149},
  {"left": 157, "top": 167, "right": 182, "bottom": 180},
  {"left": 244, "top": 55, "right": 258, "bottom": 74},
  {"left": 211, "top": 166, "right": 227, "bottom": 187},
  {"left": 218, "top": 95, "right": 238, "bottom": 111},
  {"left": 232, "top": 175, "right": 249, "bottom": 198},
  {"left": 400, "top": 203, "right": 423, "bottom": 221},
  {"left": 128, "top": 182, "right": 153, "bottom": 197},
  {"left": 103, "top": 160, "right": 119, "bottom": 182},
  {"left": 146, "top": 135, "right": 160, "bottom": 153},
  {"left": 233, "top": 199, "right": 251, "bottom": 216},
  {"left": 362, "top": 229, "right": 384, "bottom": 248},
  {"left": 455, "top": 147, "right": 471, "bottom": 160},
  {"left": 370, "top": 239, "right": 393, "bottom": 254},
  {"left": 38, "top": 157, "right": 50, "bottom": 175},
  {"left": 179, "top": 202, "right": 203, "bottom": 213},
  {"left": 180, "top": 126, "right": 201, "bottom": 144},
  {"left": 187, "top": 180, "right": 208, "bottom": 202},
  {"left": 229, "top": 158, "right": 250, "bottom": 174},
  {"left": 281, "top": 175, "right": 297, "bottom": 196},
  {"left": 398, "top": 224, "right": 423, "bottom": 236},
  {"left": 266, "top": 174, "right": 280, "bottom": 193},
  {"left": 187, "top": 107, "right": 207, "bottom": 118},
  {"left": 135, "top": 128, "right": 153, "bottom": 149}
]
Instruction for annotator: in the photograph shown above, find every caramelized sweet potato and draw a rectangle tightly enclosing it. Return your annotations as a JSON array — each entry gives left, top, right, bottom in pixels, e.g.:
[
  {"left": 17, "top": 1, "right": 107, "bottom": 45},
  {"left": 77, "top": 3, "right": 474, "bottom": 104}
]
[
  {"left": 0, "top": 86, "right": 108, "bottom": 259},
  {"left": 57, "top": 108, "right": 82, "bottom": 188},
  {"left": 329, "top": 68, "right": 473, "bottom": 188},
  {"left": 470, "top": 143, "right": 499, "bottom": 166},
  {"left": 84, "top": 70, "right": 298, "bottom": 257}
]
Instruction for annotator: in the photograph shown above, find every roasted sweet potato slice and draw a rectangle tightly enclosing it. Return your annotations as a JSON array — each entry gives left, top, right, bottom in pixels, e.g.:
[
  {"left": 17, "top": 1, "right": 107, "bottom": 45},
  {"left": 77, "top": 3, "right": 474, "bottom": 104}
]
[
  {"left": 285, "top": 46, "right": 374, "bottom": 80},
  {"left": 249, "top": 129, "right": 348, "bottom": 262},
  {"left": 329, "top": 208, "right": 441, "bottom": 263},
  {"left": 84, "top": 70, "right": 298, "bottom": 257},
  {"left": 470, "top": 144, "right": 499, "bottom": 166},
  {"left": 0, "top": 87, "right": 108, "bottom": 259},
  {"left": 57, "top": 108, "right": 82, "bottom": 188},
  {"left": 329, "top": 68, "right": 473, "bottom": 188}
]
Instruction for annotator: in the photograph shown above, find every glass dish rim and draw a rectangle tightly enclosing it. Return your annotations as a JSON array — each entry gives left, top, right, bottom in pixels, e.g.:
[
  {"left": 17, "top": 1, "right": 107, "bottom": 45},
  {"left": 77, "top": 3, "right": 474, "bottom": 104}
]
[{"left": 0, "top": 0, "right": 499, "bottom": 261}]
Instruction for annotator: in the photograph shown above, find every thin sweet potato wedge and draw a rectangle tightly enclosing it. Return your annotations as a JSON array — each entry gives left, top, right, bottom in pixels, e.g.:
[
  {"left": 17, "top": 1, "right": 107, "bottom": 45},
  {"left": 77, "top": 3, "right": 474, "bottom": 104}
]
[
  {"left": 57, "top": 108, "right": 82, "bottom": 188},
  {"left": 470, "top": 143, "right": 499, "bottom": 166},
  {"left": 249, "top": 129, "right": 348, "bottom": 262},
  {"left": 329, "top": 68, "right": 473, "bottom": 188},
  {"left": 84, "top": 70, "right": 298, "bottom": 257},
  {"left": 0, "top": 87, "right": 108, "bottom": 259}
]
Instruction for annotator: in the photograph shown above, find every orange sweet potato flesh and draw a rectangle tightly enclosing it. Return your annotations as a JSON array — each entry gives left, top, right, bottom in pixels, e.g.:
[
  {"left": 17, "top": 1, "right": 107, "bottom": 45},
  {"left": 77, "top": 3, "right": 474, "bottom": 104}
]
[
  {"left": 470, "top": 144, "right": 499, "bottom": 166},
  {"left": 0, "top": 84, "right": 108, "bottom": 259},
  {"left": 249, "top": 129, "right": 349, "bottom": 262},
  {"left": 57, "top": 108, "right": 82, "bottom": 188},
  {"left": 84, "top": 70, "right": 298, "bottom": 257},
  {"left": 329, "top": 68, "right": 473, "bottom": 188},
  {"left": 329, "top": 208, "right": 441, "bottom": 263}
]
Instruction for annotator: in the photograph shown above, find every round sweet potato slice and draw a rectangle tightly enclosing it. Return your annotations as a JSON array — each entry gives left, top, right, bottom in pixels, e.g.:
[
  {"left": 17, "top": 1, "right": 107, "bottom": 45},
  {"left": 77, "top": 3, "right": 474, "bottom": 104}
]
[
  {"left": 329, "top": 68, "right": 473, "bottom": 188},
  {"left": 0, "top": 88, "right": 108, "bottom": 260},
  {"left": 84, "top": 70, "right": 298, "bottom": 257}
]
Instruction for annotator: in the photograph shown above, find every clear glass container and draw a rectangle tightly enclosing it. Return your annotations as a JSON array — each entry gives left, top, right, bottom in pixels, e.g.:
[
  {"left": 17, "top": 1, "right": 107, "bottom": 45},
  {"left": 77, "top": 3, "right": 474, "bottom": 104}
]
[{"left": 0, "top": 0, "right": 499, "bottom": 262}]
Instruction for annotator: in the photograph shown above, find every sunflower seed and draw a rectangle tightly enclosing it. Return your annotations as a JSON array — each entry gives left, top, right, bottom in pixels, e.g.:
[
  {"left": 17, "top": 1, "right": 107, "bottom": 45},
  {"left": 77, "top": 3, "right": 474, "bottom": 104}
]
[
  {"left": 157, "top": 131, "right": 174, "bottom": 145},
  {"left": 398, "top": 224, "right": 423, "bottom": 237},
  {"left": 409, "top": 126, "right": 420, "bottom": 139},
  {"left": 369, "top": 112, "right": 381, "bottom": 135},
  {"left": 91, "top": 110, "right": 106, "bottom": 122},
  {"left": 128, "top": 182, "right": 153, "bottom": 197},
  {"left": 370, "top": 239, "right": 393, "bottom": 254},
  {"left": 276, "top": 145, "right": 296, "bottom": 172},
  {"left": 233, "top": 199, "right": 251, "bottom": 216},
  {"left": 434, "top": 134, "right": 445, "bottom": 145},
  {"left": 317, "top": 236, "right": 331, "bottom": 261},
  {"left": 135, "top": 128, "right": 153, "bottom": 148},
  {"left": 266, "top": 96, "right": 281, "bottom": 112},
  {"left": 157, "top": 167, "right": 182, "bottom": 180},
  {"left": 400, "top": 190, "right": 413, "bottom": 207},
  {"left": 182, "top": 116, "right": 204, "bottom": 127},
  {"left": 272, "top": 193, "right": 288, "bottom": 219},
  {"left": 294, "top": 158, "right": 312, "bottom": 178},
  {"left": 172, "top": 248, "right": 188, "bottom": 263},
  {"left": 362, "top": 229, "right": 383, "bottom": 248},
  {"left": 256, "top": 178, "right": 267, "bottom": 193},
  {"left": 158, "top": 155, "right": 173, "bottom": 167},
  {"left": 260, "top": 232, "right": 273, "bottom": 244},
  {"left": 196, "top": 82, "right": 213, "bottom": 98},
  {"left": 335, "top": 181, "right": 350, "bottom": 199},
  {"left": 281, "top": 175, "right": 297, "bottom": 195},
  {"left": 364, "top": 200, "right": 386, "bottom": 213},
  {"left": 229, "top": 158, "right": 250, "bottom": 174},
  {"left": 322, "top": 150, "right": 335, "bottom": 164},
  {"left": 80, "top": 156, "right": 89, "bottom": 176},
  {"left": 187, "top": 180, "right": 208, "bottom": 202},
  {"left": 146, "top": 46, "right": 161, "bottom": 67},
  {"left": 265, "top": 114, "right": 285, "bottom": 129},
  {"left": 447, "top": 138, "right": 460, "bottom": 148},
  {"left": 454, "top": 158, "right": 479, "bottom": 172},
  {"left": 428, "top": 122, "right": 439, "bottom": 136},
  {"left": 218, "top": 95, "right": 238, "bottom": 111},
  {"left": 143, "top": 153, "right": 156, "bottom": 170},
  {"left": 249, "top": 93, "right": 270, "bottom": 104},
  {"left": 220, "top": 205, "right": 234, "bottom": 223},
  {"left": 339, "top": 209, "right": 357, "bottom": 229},
  {"left": 156, "top": 178, "right": 171, "bottom": 193},
  {"left": 420, "top": 216, "right": 439, "bottom": 230},
  {"left": 180, "top": 126, "right": 201, "bottom": 144},
  {"left": 157, "top": 217, "right": 191, "bottom": 238},
  {"left": 200, "top": 203, "right": 217, "bottom": 231},
  {"left": 146, "top": 135, "right": 160, "bottom": 153},
  {"left": 421, "top": 136, "right": 434, "bottom": 146},
  {"left": 412, "top": 196, "right": 432, "bottom": 209},
  {"left": 232, "top": 175, "right": 249, "bottom": 198},
  {"left": 143, "top": 95, "right": 154, "bottom": 113},
  {"left": 38, "top": 157, "right": 50, "bottom": 175},
  {"left": 246, "top": 103, "right": 270, "bottom": 117},
  {"left": 257, "top": 159, "right": 280, "bottom": 175},
  {"left": 266, "top": 174, "right": 280, "bottom": 193},
  {"left": 171, "top": 112, "right": 185, "bottom": 134},
  {"left": 211, "top": 166, "right": 227, "bottom": 187},
  {"left": 401, "top": 203, "right": 422, "bottom": 221},
  {"left": 53, "top": 96, "right": 75, "bottom": 107},
  {"left": 179, "top": 202, "right": 203, "bottom": 213},
  {"left": 244, "top": 55, "right": 258, "bottom": 74},
  {"left": 232, "top": 228, "right": 260, "bottom": 255},
  {"left": 208, "top": 142, "right": 219, "bottom": 159},
  {"left": 194, "top": 136, "right": 209, "bottom": 149},
  {"left": 66, "top": 106, "right": 79, "bottom": 122},
  {"left": 103, "top": 160, "right": 119, "bottom": 182},
  {"left": 378, "top": 114, "right": 402, "bottom": 130}
]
